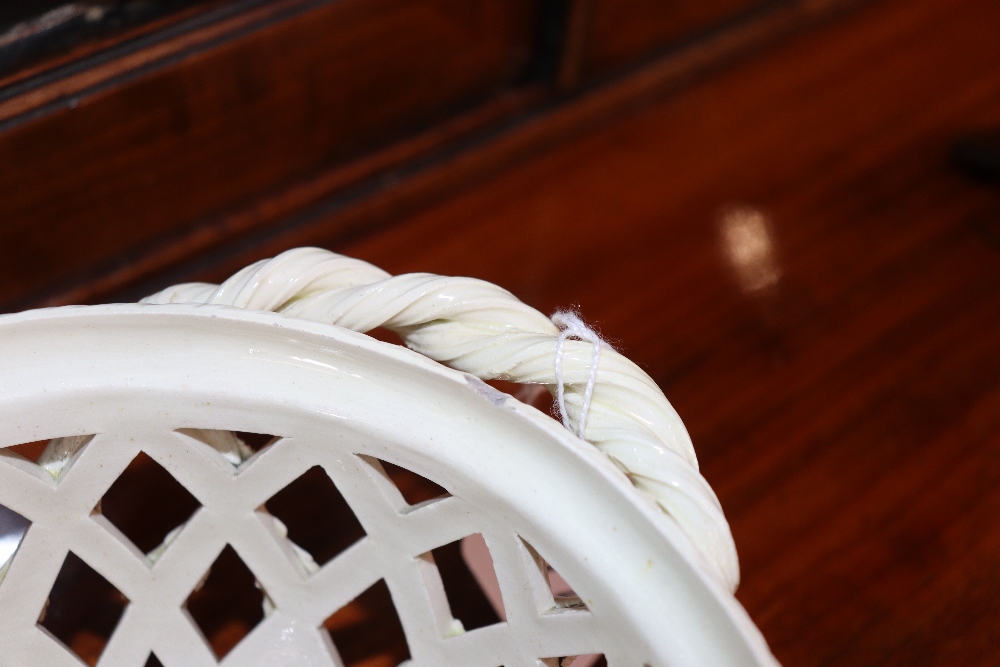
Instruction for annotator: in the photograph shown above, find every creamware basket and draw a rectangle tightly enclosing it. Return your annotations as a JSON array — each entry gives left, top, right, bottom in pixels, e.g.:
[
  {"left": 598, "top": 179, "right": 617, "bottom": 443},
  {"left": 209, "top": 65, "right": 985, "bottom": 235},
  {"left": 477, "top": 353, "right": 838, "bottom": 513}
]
[{"left": 0, "top": 248, "right": 778, "bottom": 667}]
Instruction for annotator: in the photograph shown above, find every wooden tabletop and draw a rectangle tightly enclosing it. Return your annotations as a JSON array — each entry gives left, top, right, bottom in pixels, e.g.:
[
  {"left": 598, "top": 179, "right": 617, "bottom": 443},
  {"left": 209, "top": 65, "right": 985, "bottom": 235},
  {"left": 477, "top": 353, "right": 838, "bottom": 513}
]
[{"left": 313, "top": 0, "right": 1000, "bottom": 663}]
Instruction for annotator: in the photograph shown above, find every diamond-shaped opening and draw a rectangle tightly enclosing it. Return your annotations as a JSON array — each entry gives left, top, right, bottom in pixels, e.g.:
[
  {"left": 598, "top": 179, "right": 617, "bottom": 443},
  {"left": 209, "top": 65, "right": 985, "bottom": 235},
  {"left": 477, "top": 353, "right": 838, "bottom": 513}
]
[
  {"left": 263, "top": 465, "right": 366, "bottom": 569},
  {"left": 546, "top": 563, "right": 586, "bottom": 610},
  {"left": 97, "top": 451, "right": 201, "bottom": 556},
  {"left": 323, "top": 579, "right": 410, "bottom": 667},
  {"left": 177, "top": 429, "right": 281, "bottom": 470},
  {"left": 460, "top": 533, "right": 506, "bottom": 621},
  {"left": 430, "top": 534, "right": 502, "bottom": 633},
  {"left": 0, "top": 502, "right": 30, "bottom": 582},
  {"left": 366, "top": 457, "right": 450, "bottom": 507},
  {"left": 233, "top": 431, "right": 280, "bottom": 453},
  {"left": 145, "top": 654, "right": 164, "bottom": 667},
  {"left": 522, "top": 539, "right": 588, "bottom": 612},
  {"left": 185, "top": 545, "right": 268, "bottom": 660},
  {"left": 39, "top": 552, "right": 129, "bottom": 666},
  {"left": 4, "top": 435, "right": 95, "bottom": 480},
  {"left": 540, "top": 655, "right": 606, "bottom": 667},
  {"left": 5, "top": 439, "right": 50, "bottom": 462}
]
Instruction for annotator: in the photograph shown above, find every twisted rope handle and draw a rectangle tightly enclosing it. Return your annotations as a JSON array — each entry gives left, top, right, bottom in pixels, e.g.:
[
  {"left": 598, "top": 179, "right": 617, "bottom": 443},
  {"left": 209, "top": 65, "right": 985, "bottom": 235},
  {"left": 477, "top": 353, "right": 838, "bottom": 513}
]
[{"left": 142, "top": 247, "right": 739, "bottom": 592}]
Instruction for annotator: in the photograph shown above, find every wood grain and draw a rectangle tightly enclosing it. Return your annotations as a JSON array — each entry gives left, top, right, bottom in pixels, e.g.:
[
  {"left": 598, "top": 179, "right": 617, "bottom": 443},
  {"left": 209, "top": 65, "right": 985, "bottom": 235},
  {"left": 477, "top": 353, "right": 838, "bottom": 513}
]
[
  {"left": 0, "top": 0, "right": 234, "bottom": 87},
  {"left": 59, "top": 0, "right": 860, "bottom": 309},
  {"left": 582, "top": 0, "right": 774, "bottom": 79},
  {"left": 0, "top": 0, "right": 861, "bottom": 313},
  {"left": 0, "top": 0, "right": 540, "bottom": 309}
]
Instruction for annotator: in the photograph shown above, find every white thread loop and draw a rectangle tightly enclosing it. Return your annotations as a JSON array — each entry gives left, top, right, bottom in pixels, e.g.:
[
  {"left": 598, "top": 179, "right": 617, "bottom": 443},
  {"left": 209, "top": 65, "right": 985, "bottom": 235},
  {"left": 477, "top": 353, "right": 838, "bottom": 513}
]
[{"left": 552, "top": 311, "right": 607, "bottom": 438}]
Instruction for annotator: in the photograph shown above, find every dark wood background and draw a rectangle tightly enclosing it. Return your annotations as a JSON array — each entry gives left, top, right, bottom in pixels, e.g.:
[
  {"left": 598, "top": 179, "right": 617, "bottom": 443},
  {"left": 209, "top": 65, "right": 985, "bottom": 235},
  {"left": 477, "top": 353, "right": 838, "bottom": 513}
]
[{"left": 3, "top": 0, "right": 1000, "bottom": 665}]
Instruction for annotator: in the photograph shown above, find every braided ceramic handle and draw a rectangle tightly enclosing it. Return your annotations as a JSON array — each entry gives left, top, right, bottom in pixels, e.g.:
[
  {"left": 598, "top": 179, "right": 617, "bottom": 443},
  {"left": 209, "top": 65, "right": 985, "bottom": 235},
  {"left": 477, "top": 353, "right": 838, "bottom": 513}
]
[{"left": 142, "top": 247, "right": 739, "bottom": 592}]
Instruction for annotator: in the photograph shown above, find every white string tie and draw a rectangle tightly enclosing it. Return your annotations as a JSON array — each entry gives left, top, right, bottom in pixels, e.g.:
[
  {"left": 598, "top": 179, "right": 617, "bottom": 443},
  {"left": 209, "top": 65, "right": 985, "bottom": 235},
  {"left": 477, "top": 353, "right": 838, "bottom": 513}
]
[{"left": 552, "top": 310, "right": 607, "bottom": 438}]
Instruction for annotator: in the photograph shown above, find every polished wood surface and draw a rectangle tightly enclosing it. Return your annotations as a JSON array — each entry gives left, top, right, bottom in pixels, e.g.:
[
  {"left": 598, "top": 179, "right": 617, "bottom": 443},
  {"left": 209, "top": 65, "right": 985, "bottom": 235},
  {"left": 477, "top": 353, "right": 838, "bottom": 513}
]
[
  {"left": 0, "top": 0, "right": 855, "bottom": 313},
  {"left": 0, "top": 0, "right": 228, "bottom": 83},
  {"left": 6, "top": 0, "right": 1000, "bottom": 663},
  {"left": 0, "top": 0, "right": 540, "bottom": 308},
  {"left": 582, "top": 0, "right": 773, "bottom": 79}
]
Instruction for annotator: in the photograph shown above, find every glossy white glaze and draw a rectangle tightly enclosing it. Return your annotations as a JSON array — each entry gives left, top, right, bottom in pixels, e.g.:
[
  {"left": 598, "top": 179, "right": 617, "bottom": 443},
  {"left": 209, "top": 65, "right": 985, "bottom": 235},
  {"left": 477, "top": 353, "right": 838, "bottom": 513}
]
[
  {"left": 144, "top": 247, "right": 739, "bottom": 594},
  {"left": 0, "top": 305, "right": 777, "bottom": 666}
]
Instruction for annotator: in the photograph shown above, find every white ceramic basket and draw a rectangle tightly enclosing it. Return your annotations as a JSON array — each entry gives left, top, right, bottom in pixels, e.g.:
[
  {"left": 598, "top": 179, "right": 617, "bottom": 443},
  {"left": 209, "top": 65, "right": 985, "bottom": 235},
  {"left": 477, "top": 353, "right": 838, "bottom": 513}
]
[{"left": 0, "top": 250, "right": 778, "bottom": 667}]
